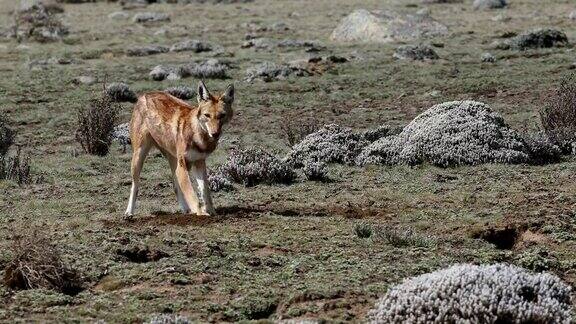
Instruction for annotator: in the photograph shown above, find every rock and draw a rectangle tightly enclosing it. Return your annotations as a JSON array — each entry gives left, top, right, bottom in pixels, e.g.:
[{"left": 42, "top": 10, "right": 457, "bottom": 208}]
[
  {"left": 393, "top": 44, "right": 439, "bottom": 60},
  {"left": 184, "top": 60, "right": 229, "bottom": 79},
  {"left": 13, "top": 2, "right": 68, "bottom": 42},
  {"left": 507, "top": 28, "right": 569, "bottom": 50},
  {"left": 570, "top": 11, "right": 576, "bottom": 20},
  {"left": 28, "top": 57, "right": 76, "bottom": 70},
  {"left": 19, "top": 0, "right": 42, "bottom": 12},
  {"left": 277, "top": 39, "right": 323, "bottom": 49},
  {"left": 150, "top": 60, "right": 229, "bottom": 81},
  {"left": 491, "top": 13, "right": 511, "bottom": 22},
  {"left": 422, "top": 0, "right": 462, "bottom": 3},
  {"left": 241, "top": 38, "right": 275, "bottom": 49},
  {"left": 150, "top": 65, "right": 170, "bottom": 81},
  {"left": 473, "top": 0, "right": 507, "bottom": 10},
  {"left": 170, "top": 39, "right": 212, "bottom": 53},
  {"left": 108, "top": 11, "right": 130, "bottom": 20},
  {"left": 245, "top": 62, "right": 311, "bottom": 82},
  {"left": 126, "top": 45, "right": 169, "bottom": 57},
  {"left": 133, "top": 12, "right": 170, "bottom": 24},
  {"left": 72, "top": 75, "right": 96, "bottom": 85},
  {"left": 481, "top": 52, "right": 496, "bottom": 63},
  {"left": 105, "top": 83, "right": 137, "bottom": 103},
  {"left": 330, "top": 9, "right": 448, "bottom": 43},
  {"left": 120, "top": 0, "right": 149, "bottom": 7},
  {"left": 164, "top": 86, "right": 195, "bottom": 100},
  {"left": 356, "top": 101, "right": 533, "bottom": 167}
]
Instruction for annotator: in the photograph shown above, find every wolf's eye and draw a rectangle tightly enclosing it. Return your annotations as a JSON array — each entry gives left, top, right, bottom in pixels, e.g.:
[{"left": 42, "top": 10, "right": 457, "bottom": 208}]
[{"left": 204, "top": 113, "right": 210, "bottom": 118}]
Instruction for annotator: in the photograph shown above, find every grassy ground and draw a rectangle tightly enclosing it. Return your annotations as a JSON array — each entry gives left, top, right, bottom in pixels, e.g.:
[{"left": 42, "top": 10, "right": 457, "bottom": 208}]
[{"left": 0, "top": 0, "right": 575, "bottom": 322}]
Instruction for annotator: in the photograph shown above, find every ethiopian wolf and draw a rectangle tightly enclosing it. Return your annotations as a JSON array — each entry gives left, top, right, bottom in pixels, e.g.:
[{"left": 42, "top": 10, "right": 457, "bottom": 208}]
[{"left": 125, "top": 81, "right": 234, "bottom": 216}]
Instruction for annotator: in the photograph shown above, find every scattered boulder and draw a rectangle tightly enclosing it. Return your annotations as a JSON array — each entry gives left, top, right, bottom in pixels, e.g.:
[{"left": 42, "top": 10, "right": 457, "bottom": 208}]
[
  {"left": 186, "top": 60, "right": 229, "bottom": 79},
  {"left": 330, "top": 9, "right": 448, "bottom": 43},
  {"left": 422, "top": 0, "right": 462, "bottom": 3},
  {"left": 277, "top": 39, "right": 324, "bottom": 50},
  {"left": 27, "top": 57, "right": 76, "bottom": 70},
  {"left": 481, "top": 52, "right": 496, "bottom": 63},
  {"left": 356, "top": 101, "right": 533, "bottom": 167},
  {"left": 570, "top": 11, "right": 576, "bottom": 20},
  {"left": 150, "top": 65, "right": 172, "bottom": 81},
  {"left": 108, "top": 11, "right": 130, "bottom": 20},
  {"left": 105, "top": 83, "right": 138, "bottom": 103},
  {"left": 507, "top": 28, "right": 569, "bottom": 50},
  {"left": 241, "top": 38, "right": 275, "bottom": 50},
  {"left": 368, "top": 263, "right": 573, "bottom": 323},
  {"left": 126, "top": 45, "right": 169, "bottom": 57},
  {"left": 150, "top": 60, "right": 229, "bottom": 81},
  {"left": 147, "top": 314, "right": 192, "bottom": 324},
  {"left": 473, "top": 0, "right": 507, "bottom": 10},
  {"left": 164, "top": 86, "right": 195, "bottom": 100},
  {"left": 393, "top": 44, "right": 439, "bottom": 60},
  {"left": 72, "top": 75, "right": 96, "bottom": 86},
  {"left": 133, "top": 12, "right": 170, "bottom": 24},
  {"left": 245, "top": 62, "right": 310, "bottom": 82},
  {"left": 170, "top": 39, "right": 212, "bottom": 53},
  {"left": 12, "top": 2, "right": 68, "bottom": 42}
]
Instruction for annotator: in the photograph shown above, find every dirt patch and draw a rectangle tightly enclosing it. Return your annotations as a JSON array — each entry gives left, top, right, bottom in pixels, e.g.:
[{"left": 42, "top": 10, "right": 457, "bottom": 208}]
[
  {"left": 514, "top": 230, "right": 553, "bottom": 250},
  {"left": 101, "top": 203, "right": 391, "bottom": 229},
  {"left": 115, "top": 246, "right": 169, "bottom": 263},
  {"left": 470, "top": 223, "right": 528, "bottom": 249}
]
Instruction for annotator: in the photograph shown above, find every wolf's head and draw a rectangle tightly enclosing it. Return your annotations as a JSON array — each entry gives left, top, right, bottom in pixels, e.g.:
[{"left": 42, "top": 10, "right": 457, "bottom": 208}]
[{"left": 196, "top": 81, "right": 234, "bottom": 140}]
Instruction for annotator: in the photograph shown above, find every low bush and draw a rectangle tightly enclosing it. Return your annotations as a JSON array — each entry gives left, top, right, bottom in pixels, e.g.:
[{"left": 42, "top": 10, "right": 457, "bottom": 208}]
[
  {"left": 368, "top": 263, "right": 573, "bottom": 323},
  {"left": 540, "top": 74, "right": 576, "bottom": 154},
  {"left": 215, "top": 147, "right": 296, "bottom": 187},
  {"left": 0, "top": 148, "right": 34, "bottom": 185},
  {"left": 0, "top": 115, "right": 15, "bottom": 156},
  {"left": 76, "top": 92, "right": 120, "bottom": 156},
  {"left": 279, "top": 117, "right": 318, "bottom": 147},
  {"left": 3, "top": 228, "right": 84, "bottom": 295}
]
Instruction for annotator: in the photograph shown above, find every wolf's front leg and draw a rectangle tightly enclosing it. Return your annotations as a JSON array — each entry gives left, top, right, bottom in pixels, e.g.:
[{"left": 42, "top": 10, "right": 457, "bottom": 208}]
[{"left": 193, "top": 160, "right": 216, "bottom": 216}]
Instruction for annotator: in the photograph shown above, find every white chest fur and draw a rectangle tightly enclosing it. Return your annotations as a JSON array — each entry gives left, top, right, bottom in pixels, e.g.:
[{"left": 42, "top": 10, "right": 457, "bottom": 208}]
[{"left": 185, "top": 149, "right": 207, "bottom": 162}]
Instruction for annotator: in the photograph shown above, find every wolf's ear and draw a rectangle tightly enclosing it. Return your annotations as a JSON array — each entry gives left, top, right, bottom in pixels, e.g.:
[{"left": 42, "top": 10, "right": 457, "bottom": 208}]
[
  {"left": 197, "top": 80, "right": 211, "bottom": 103},
  {"left": 222, "top": 83, "right": 234, "bottom": 104}
]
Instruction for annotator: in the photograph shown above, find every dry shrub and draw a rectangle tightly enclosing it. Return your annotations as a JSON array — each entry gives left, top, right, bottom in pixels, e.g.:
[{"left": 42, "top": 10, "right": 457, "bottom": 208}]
[
  {"left": 76, "top": 90, "right": 120, "bottom": 156},
  {"left": 540, "top": 74, "right": 576, "bottom": 154},
  {"left": 3, "top": 228, "right": 84, "bottom": 295},
  {"left": 0, "top": 148, "right": 33, "bottom": 185},
  {"left": 215, "top": 147, "right": 296, "bottom": 187},
  {"left": 279, "top": 117, "right": 319, "bottom": 147},
  {"left": 0, "top": 114, "right": 15, "bottom": 156}
]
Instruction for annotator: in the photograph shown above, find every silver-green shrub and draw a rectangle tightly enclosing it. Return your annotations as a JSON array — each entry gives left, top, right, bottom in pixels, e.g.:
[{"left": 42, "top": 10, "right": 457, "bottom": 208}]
[
  {"left": 357, "top": 101, "right": 531, "bottom": 167},
  {"left": 215, "top": 147, "right": 296, "bottom": 187},
  {"left": 368, "top": 263, "right": 573, "bottom": 323}
]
